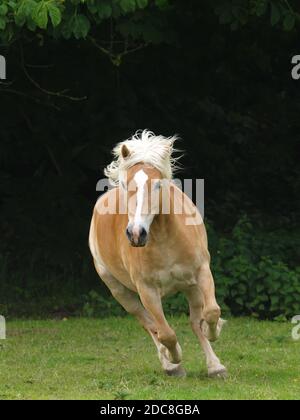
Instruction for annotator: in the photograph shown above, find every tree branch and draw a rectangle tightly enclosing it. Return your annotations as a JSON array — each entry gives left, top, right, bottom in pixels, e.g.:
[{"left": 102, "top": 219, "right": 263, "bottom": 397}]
[
  {"left": 88, "top": 36, "right": 149, "bottom": 66},
  {"left": 19, "top": 44, "right": 87, "bottom": 102}
]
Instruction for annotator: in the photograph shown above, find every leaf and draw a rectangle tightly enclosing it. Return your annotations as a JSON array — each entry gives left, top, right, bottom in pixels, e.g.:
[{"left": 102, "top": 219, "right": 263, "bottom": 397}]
[
  {"left": 0, "top": 16, "right": 6, "bottom": 30},
  {"left": 73, "top": 14, "right": 91, "bottom": 39},
  {"left": 137, "top": 0, "right": 148, "bottom": 8},
  {"left": 0, "top": 4, "right": 8, "bottom": 16},
  {"left": 236, "top": 297, "right": 244, "bottom": 306},
  {"left": 256, "top": 284, "right": 265, "bottom": 293},
  {"left": 27, "top": 18, "right": 36, "bottom": 31},
  {"left": 155, "top": 0, "right": 168, "bottom": 8},
  {"left": 87, "top": 0, "right": 97, "bottom": 14},
  {"left": 283, "top": 13, "right": 296, "bottom": 31},
  {"left": 48, "top": 3, "right": 62, "bottom": 27},
  {"left": 270, "top": 2, "right": 281, "bottom": 26},
  {"left": 16, "top": 0, "right": 36, "bottom": 25},
  {"left": 256, "top": 0, "right": 268, "bottom": 17},
  {"left": 271, "top": 296, "right": 279, "bottom": 305},
  {"left": 14, "top": 13, "right": 26, "bottom": 26},
  {"left": 61, "top": 21, "right": 73, "bottom": 39},
  {"left": 97, "top": 2, "right": 112, "bottom": 19},
  {"left": 119, "top": 0, "right": 136, "bottom": 14},
  {"left": 33, "top": 2, "right": 48, "bottom": 29}
]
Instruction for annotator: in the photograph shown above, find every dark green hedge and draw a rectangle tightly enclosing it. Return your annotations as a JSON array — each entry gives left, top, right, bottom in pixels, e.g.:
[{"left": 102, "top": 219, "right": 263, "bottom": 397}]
[
  {"left": 81, "top": 216, "right": 300, "bottom": 320},
  {"left": 212, "top": 216, "right": 300, "bottom": 319}
]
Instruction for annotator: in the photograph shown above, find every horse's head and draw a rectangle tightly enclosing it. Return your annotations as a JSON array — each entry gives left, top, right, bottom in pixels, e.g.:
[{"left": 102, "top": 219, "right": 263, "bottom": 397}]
[
  {"left": 104, "top": 130, "right": 180, "bottom": 247},
  {"left": 120, "top": 145, "right": 163, "bottom": 247}
]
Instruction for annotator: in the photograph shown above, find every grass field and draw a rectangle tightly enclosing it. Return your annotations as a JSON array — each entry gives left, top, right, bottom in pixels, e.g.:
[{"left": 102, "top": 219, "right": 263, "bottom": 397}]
[{"left": 0, "top": 316, "right": 299, "bottom": 400}]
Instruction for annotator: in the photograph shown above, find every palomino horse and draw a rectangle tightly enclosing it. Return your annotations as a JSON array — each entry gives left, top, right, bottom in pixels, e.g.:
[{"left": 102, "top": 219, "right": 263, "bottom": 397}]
[{"left": 89, "top": 130, "right": 226, "bottom": 378}]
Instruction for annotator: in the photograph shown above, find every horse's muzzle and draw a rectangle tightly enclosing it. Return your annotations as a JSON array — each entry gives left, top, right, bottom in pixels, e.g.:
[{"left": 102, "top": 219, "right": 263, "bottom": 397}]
[{"left": 126, "top": 225, "right": 148, "bottom": 247}]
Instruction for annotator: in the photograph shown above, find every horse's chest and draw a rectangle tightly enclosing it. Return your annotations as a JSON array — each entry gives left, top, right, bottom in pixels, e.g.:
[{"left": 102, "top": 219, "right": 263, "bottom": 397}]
[{"left": 154, "top": 264, "right": 197, "bottom": 296}]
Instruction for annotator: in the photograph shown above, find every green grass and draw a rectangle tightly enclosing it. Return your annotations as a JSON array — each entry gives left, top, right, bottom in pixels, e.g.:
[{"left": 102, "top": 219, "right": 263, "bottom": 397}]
[{"left": 0, "top": 316, "right": 299, "bottom": 400}]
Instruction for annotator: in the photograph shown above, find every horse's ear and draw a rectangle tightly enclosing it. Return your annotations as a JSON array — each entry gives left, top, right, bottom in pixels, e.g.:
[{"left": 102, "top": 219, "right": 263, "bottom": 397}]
[{"left": 121, "top": 144, "right": 131, "bottom": 159}]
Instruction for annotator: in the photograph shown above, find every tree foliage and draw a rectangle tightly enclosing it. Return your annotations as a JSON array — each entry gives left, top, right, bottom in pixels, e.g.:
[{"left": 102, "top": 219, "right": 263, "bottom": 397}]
[
  {"left": 0, "top": 0, "right": 167, "bottom": 43},
  {"left": 214, "top": 0, "right": 299, "bottom": 30},
  {"left": 0, "top": 0, "right": 299, "bottom": 45}
]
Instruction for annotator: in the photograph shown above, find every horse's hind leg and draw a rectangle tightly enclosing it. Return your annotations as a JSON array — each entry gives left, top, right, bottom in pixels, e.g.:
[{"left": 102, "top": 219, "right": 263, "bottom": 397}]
[
  {"left": 197, "top": 264, "right": 225, "bottom": 342},
  {"left": 185, "top": 284, "right": 227, "bottom": 378},
  {"left": 94, "top": 261, "right": 185, "bottom": 376}
]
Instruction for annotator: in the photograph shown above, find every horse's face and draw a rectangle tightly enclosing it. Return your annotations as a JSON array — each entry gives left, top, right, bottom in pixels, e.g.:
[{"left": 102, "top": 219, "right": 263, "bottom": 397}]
[{"left": 121, "top": 163, "right": 162, "bottom": 247}]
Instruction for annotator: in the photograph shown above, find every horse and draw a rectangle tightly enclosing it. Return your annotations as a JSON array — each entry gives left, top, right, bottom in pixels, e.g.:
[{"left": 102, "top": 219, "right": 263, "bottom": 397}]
[{"left": 89, "top": 130, "right": 227, "bottom": 378}]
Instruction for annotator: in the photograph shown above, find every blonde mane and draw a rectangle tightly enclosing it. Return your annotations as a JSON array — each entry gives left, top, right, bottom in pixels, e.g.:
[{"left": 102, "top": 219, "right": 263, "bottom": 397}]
[{"left": 104, "top": 130, "right": 181, "bottom": 186}]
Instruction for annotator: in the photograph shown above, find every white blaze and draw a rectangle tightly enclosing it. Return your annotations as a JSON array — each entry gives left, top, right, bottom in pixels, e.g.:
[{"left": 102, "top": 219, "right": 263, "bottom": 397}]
[{"left": 133, "top": 169, "right": 148, "bottom": 228}]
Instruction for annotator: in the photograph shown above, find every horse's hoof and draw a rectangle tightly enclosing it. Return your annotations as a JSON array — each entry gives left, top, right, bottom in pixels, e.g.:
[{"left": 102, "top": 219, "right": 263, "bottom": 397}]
[
  {"left": 165, "top": 365, "right": 187, "bottom": 378},
  {"left": 208, "top": 365, "right": 227, "bottom": 379}
]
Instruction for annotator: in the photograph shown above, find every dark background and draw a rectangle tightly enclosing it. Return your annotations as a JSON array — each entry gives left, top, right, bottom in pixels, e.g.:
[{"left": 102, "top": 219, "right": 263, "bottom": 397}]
[{"left": 0, "top": 0, "right": 299, "bottom": 319}]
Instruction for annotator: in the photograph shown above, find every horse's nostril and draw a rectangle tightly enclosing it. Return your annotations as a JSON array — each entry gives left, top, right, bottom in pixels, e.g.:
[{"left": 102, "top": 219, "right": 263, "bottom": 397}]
[
  {"left": 126, "top": 226, "right": 147, "bottom": 246},
  {"left": 140, "top": 227, "right": 147, "bottom": 240},
  {"left": 126, "top": 227, "right": 131, "bottom": 239}
]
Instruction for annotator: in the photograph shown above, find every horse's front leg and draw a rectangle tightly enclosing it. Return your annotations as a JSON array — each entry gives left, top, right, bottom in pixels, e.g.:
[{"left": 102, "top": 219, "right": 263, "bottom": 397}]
[
  {"left": 95, "top": 262, "right": 185, "bottom": 376},
  {"left": 137, "top": 283, "right": 182, "bottom": 366}
]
